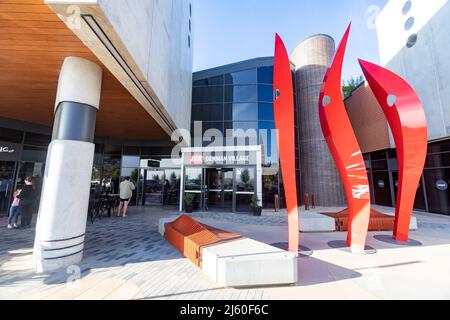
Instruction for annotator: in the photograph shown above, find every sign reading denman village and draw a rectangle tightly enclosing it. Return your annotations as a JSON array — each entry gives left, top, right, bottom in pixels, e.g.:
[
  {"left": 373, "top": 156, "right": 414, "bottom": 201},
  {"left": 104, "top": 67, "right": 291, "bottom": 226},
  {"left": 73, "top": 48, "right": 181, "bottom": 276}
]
[{"left": 187, "top": 153, "right": 253, "bottom": 166}]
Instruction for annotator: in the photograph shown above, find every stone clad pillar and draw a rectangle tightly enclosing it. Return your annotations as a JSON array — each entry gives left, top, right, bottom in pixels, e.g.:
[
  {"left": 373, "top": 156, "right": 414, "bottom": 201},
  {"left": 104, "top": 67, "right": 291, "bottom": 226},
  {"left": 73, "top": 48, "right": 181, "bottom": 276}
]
[{"left": 34, "top": 57, "right": 102, "bottom": 273}]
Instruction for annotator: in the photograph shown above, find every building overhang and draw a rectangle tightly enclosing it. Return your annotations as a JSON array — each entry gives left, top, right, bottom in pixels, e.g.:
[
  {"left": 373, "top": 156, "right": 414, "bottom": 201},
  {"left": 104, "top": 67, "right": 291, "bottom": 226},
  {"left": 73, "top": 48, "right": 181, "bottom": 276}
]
[
  {"left": 45, "top": 0, "right": 178, "bottom": 136},
  {"left": 0, "top": 1, "right": 169, "bottom": 142}
]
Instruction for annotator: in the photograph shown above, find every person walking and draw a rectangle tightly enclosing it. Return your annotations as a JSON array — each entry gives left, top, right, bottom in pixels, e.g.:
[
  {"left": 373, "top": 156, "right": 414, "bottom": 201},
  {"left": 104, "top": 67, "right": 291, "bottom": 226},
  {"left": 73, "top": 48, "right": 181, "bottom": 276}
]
[
  {"left": 17, "top": 177, "right": 36, "bottom": 229},
  {"left": 118, "top": 177, "right": 135, "bottom": 217},
  {"left": 7, "top": 188, "right": 21, "bottom": 229}
]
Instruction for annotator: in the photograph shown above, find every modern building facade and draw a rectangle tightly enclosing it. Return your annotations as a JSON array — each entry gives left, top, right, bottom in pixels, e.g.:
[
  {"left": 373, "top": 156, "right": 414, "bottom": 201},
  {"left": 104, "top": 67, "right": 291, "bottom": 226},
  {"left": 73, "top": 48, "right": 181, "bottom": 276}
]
[
  {"left": 0, "top": 0, "right": 194, "bottom": 272},
  {"left": 345, "top": 0, "right": 450, "bottom": 216},
  {"left": 189, "top": 57, "right": 301, "bottom": 212}
]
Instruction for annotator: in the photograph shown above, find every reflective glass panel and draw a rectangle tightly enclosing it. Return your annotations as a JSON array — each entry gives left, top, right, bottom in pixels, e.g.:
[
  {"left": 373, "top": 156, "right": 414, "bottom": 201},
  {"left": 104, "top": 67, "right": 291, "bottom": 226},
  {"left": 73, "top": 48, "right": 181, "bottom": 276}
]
[
  {"left": 258, "top": 67, "right": 274, "bottom": 84},
  {"left": 225, "top": 85, "right": 257, "bottom": 103},
  {"left": 193, "top": 76, "right": 224, "bottom": 86},
  {"left": 258, "top": 103, "right": 275, "bottom": 121},
  {"left": 192, "top": 86, "right": 224, "bottom": 104},
  {"left": 258, "top": 85, "right": 273, "bottom": 102},
  {"left": 192, "top": 104, "right": 223, "bottom": 122},
  {"left": 224, "top": 69, "right": 257, "bottom": 85}
]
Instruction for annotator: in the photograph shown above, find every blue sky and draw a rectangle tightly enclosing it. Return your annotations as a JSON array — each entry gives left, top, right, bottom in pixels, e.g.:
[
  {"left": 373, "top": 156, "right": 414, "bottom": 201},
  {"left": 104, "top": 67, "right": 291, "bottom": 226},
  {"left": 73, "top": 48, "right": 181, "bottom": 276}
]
[{"left": 192, "top": 0, "right": 388, "bottom": 81}]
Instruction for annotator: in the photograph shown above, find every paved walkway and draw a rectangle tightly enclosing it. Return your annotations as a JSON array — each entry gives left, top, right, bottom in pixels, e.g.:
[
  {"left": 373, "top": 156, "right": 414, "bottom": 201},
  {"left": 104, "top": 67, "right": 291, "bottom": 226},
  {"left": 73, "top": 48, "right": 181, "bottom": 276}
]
[
  {"left": 1, "top": 206, "right": 450, "bottom": 300},
  {"left": 0, "top": 208, "right": 267, "bottom": 300}
]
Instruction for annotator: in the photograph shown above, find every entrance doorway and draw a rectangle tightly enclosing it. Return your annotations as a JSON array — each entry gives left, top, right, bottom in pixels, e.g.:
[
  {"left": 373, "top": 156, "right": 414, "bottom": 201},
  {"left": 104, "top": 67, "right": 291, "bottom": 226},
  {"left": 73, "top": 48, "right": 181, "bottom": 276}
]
[
  {"left": 204, "top": 168, "right": 233, "bottom": 212},
  {"left": 139, "top": 168, "right": 181, "bottom": 207},
  {"left": 140, "top": 169, "right": 164, "bottom": 206}
]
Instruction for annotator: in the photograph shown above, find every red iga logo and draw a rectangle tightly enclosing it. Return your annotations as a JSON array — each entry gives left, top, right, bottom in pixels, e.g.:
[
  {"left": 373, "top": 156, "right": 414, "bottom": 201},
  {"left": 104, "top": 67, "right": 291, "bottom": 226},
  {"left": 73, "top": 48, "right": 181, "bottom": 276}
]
[{"left": 190, "top": 154, "right": 204, "bottom": 165}]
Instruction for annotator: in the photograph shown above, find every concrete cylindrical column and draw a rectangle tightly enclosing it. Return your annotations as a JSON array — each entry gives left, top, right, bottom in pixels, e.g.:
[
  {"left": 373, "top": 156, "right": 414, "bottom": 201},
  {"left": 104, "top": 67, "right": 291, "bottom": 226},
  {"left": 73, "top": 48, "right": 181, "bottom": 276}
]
[
  {"left": 291, "top": 35, "right": 346, "bottom": 206},
  {"left": 34, "top": 57, "right": 102, "bottom": 273}
]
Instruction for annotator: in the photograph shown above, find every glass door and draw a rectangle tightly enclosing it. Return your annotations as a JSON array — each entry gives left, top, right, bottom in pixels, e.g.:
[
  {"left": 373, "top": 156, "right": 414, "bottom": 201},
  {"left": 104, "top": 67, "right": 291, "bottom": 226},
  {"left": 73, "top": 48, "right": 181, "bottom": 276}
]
[
  {"left": 204, "top": 168, "right": 233, "bottom": 212},
  {"left": 0, "top": 161, "right": 17, "bottom": 216},
  {"left": 140, "top": 169, "right": 164, "bottom": 206},
  {"left": 184, "top": 167, "right": 203, "bottom": 211},
  {"left": 235, "top": 167, "right": 256, "bottom": 212}
]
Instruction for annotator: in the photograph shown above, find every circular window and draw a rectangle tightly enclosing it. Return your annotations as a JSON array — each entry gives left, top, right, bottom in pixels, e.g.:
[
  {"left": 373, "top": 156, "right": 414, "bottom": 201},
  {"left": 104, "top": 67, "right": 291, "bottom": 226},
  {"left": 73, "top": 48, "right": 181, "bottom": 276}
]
[
  {"left": 378, "top": 180, "right": 386, "bottom": 189},
  {"left": 436, "top": 180, "right": 448, "bottom": 191},
  {"left": 406, "top": 34, "right": 418, "bottom": 48},
  {"left": 402, "top": 1, "right": 412, "bottom": 15},
  {"left": 404, "top": 17, "right": 415, "bottom": 31}
]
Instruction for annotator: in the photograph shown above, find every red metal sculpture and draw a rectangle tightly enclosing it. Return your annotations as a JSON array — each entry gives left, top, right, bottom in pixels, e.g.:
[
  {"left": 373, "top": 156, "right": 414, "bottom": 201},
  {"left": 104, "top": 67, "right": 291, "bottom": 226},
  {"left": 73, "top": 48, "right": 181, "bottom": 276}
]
[
  {"left": 274, "top": 34, "right": 299, "bottom": 254},
  {"left": 319, "top": 24, "right": 371, "bottom": 253},
  {"left": 359, "top": 59, "right": 428, "bottom": 242}
]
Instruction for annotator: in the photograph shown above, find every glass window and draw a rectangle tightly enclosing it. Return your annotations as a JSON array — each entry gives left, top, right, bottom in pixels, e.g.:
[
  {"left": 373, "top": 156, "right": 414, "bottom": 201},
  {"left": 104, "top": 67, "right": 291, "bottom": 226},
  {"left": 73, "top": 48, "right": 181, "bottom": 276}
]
[
  {"left": 258, "top": 103, "right": 275, "bottom": 121},
  {"left": 371, "top": 160, "right": 388, "bottom": 171},
  {"left": 371, "top": 150, "right": 387, "bottom": 160},
  {"left": 24, "top": 132, "right": 51, "bottom": 147},
  {"left": 425, "top": 152, "right": 450, "bottom": 168},
  {"left": 258, "top": 66, "right": 274, "bottom": 84},
  {"left": 104, "top": 144, "right": 122, "bottom": 155},
  {"left": 231, "top": 103, "right": 258, "bottom": 122},
  {"left": 225, "top": 85, "right": 257, "bottom": 103},
  {"left": 141, "top": 147, "right": 173, "bottom": 158},
  {"left": 232, "top": 122, "right": 258, "bottom": 146},
  {"left": 259, "top": 122, "right": 278, "bottom": 164},
  {"left": 122, "top": 155, "right": 140, "bottom": 169},
  {"left": 372, "top": 171, "right": 393, "bottom": 207},
  {"left": 236, "top": 167, "right": 255, "bottom": 192},
  {"left": 193, "top": 76, "right": 224, "bottom": 86},
  {"left": 192, "top": 104, "right": 223, "bottom": 122},
  {"left": 225, "top": 69, "right": 257, "bottom": 85},
  {"left": 262, "top": 173, "right": 279, "bottom": 208},
  {"left": 192, "top": 86, "right": 223, "bottom": 104},
  {"left": 185, "top": 168, "right": 202, "bottom": 191},
  {"left": 122, "top": 146, "right": 140, "bottom": 156},
  {"left": 0, "top": 127, "right": 24, "bottom": 143},
  {"left": 21, "top": 146, "right": 47, "bottom": 163},
  {"left": 428, "top": 140, "right": 450, "bottom": 154},
  {"left": 258, "top": 85, "right": 273, "bottom": 102},
  {"left": 423, "top": 168, "right": 450, "bottom": 215}
]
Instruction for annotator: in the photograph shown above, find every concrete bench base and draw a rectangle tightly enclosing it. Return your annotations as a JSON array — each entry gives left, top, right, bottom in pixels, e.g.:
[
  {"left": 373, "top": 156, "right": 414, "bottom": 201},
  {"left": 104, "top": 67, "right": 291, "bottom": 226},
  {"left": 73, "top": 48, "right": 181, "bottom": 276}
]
[
  {"left": 300, "top": 211, "right": 336, "bottom": 232},
  {"left": 201, "top": 238, "right": 298, "bottom": 288},
  {"left": 158, "top": 216, "right": 179, "bottom": 236}
]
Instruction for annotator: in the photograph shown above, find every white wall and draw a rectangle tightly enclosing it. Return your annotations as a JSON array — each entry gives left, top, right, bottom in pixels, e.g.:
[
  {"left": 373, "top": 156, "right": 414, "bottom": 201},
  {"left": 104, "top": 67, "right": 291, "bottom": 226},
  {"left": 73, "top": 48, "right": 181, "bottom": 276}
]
[
  {"left": 376, "top": 0, "right": 450, "bottom": 142},
  {"left": 98, "top": 0, "right": 194, "bottom": 132}
]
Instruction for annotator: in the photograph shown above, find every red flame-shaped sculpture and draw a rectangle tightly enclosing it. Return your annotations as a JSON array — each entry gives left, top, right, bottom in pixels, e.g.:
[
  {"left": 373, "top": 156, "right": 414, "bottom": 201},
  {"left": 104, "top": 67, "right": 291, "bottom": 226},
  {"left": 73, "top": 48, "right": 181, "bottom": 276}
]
[
  {"left": 274, "top": 34, "right": 299, "bottom": 254},
  {"left": 359, "top": 59, "right": 428, "bottom": 242},
  {"left": 319, "top": 23, "right": 371, "bottom": 253}
]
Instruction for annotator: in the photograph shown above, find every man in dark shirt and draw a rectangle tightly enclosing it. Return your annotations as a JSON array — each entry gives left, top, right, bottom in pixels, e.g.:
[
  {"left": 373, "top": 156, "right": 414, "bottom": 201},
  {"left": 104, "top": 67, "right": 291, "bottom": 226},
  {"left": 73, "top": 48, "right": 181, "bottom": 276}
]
[{"left": 17, "top": 177, "right": 36, "bottom": 229}]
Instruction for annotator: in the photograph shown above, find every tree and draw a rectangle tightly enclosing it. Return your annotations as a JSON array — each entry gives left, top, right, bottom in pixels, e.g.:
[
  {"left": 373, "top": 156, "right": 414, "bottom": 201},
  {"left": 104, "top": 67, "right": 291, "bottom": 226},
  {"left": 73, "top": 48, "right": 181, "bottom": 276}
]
[{"left": 342, "top": 75, "right": 364, "bottom": 99}]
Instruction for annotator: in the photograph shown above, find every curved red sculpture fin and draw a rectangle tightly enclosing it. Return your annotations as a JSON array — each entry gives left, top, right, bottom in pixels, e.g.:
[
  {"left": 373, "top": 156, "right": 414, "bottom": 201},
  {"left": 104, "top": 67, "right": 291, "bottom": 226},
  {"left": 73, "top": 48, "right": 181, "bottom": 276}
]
[
  {"left": 359, "top": 59, "right": 428, "bottom": 242},
  {"left": 319, "top": 23, "right": 371, "bottom": 253},
  {"left": 274, "top": 34, "right": 299, "bottom": 254}
]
